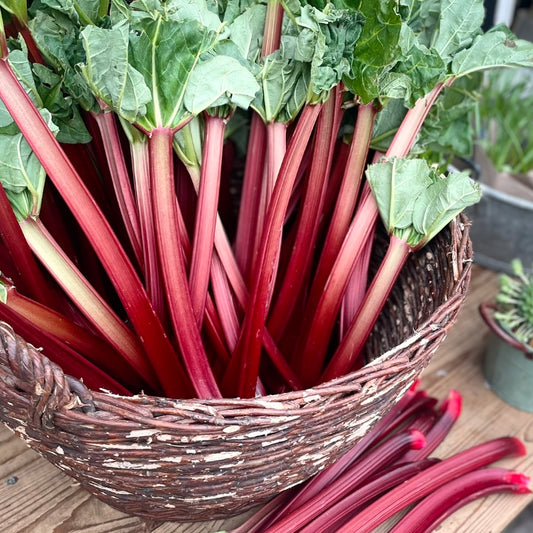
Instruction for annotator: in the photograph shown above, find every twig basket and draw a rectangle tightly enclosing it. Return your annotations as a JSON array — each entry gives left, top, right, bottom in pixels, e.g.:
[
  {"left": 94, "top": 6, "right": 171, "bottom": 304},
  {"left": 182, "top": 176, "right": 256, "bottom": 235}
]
[{"left": 0, "top": 217, "right": 472, "bottom": 522}]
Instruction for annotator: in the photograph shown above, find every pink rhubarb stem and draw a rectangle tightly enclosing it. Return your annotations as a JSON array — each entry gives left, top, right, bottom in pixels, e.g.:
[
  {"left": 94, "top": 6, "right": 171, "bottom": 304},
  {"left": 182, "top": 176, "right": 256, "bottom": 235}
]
[
  {"left": 0, "top": 303, "right": 131, "bottom": 395},
  {"left": 301, "top": 459, "right": 438, "bottom": 533},
  {"left": 130, "top": 135, "right": 166, "bottom": 319},
  {"left": 335, "top": 437, "right": 527, "bottom": 533},
  {"left": 267, "top": 92, "right": 336, "bottom": 341},
  {"left": 0, "top": 57, "right": 190, "bottom": 398},
  {"left": 225, "top": 103, "right": 322, "bottom": 398},
  {"left": 189, "top": 115, "right": 226, "bottom": 325},
  {"left": 234, "top": 113, "right": 267, "bottom": 283},
  {"left": 310, "top": 102, "right": 378, "bottom": 313},
  {"left": 91, "top": 109, "right": 143, "bottom": 268},
  {"left": 0, "top": 184, "right": 54, "bottom": 304},
  {"left": 149, "top": 127, "right": 221, "bottom": 399},
  {"left": 390, "top": 468, "right": 531, "bottom": 533},
  {"left": 321, "top": 235, "right": 412, "bottom": 382}
]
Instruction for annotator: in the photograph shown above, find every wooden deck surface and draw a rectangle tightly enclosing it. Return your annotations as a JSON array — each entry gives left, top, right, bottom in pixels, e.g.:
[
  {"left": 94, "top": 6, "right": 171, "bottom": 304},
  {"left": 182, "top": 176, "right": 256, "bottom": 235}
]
[{"left": 1, "top": 265, "right": 532, "bottom": 532}]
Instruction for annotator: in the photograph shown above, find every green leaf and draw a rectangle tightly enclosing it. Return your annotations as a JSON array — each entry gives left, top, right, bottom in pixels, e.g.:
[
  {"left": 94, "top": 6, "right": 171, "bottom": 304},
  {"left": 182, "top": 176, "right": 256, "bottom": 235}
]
[
  {"left": 432, "top": 0, "right": 484, "bottom": 60},
  {"left": 412, "top": 169, "right": 481, "bottom": 245},
  {"left": 366, "top": 157, "right": 433, "bottom": 233},
  {"left": 0, "top": 110, "right": 58, "bottom": 220},
  {"left": 79, "top": 22, "right": 152, "bottom": 123},
  {"left": 8, "top": 47, "right": 42, "bottom": 107},
  {"left": 29, "top": 9, "right": 99, "bottom": 112},
  {"left": 366, "top": 157, "right": 480, "bottom": 247},
  {"left": 226, "top": 2, "right": 265, "bottom": 61},
  {"left": 184, "top": 54, "right": 260, "bottom": 114},
  {"left": 251, "top": 51, "right": 309, "bottom": 123},
  {"left": 343, "top": 0, "right": 402, "bottom": 102},
  {"left": 32, "top": 64, "right": 92, "bottom": 143},
  {"left": 39, "top": 0, "right": 108, "bottom": 26},
  {"left": 452, "top": 27, "right": 533, "bottom": 78}
]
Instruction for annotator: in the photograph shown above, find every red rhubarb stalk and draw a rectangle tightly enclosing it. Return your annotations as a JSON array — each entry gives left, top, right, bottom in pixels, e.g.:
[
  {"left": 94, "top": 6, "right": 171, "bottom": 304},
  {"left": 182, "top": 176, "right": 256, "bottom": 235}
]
[
  {"left": 0, "top": 304, "right": 131, "bottom": 395},
  {"left": 402, "top": 389, "right": 462, "bottom": 462},
  {"left": 91, "top": 108, "right": 143, "bottom": 268},
  {"left": 267, "top": 92, "right": 336, "bottom": 341},
  {"left": 1, "top": 278, "right": 147, "bottom": 391},
  {"left": 149, "top": 126, "right": 221, "bottom": 398},
  {"left": 300, "top": 459, "right": 439, "bottom": 533},
  {"left": 127, "top": 131, "right": 166, "bottom": 319},
  {"left": 0, "top": 184, "right": 54, "bottom": 304},
  {"left": 335, "top": 437, "right": 527, "bottom": 533},
  {"left": 225, "top": 103, "right": 322, "bottom": 398},
  {"left": 390, "top": 468, "right": 531, "bottom": 533},
  {"left": 189, "top": 114, "right": 227, "bottom": 325},
  {"left": 234, "top": 113, "right": 267, "bottom": 282}
]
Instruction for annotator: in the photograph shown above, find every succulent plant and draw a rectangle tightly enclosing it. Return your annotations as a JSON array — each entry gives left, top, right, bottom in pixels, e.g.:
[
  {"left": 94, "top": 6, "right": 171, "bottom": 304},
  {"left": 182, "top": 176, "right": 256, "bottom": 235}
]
[{"left": 494, "top": 259, "right": 533, "bottom": 348}]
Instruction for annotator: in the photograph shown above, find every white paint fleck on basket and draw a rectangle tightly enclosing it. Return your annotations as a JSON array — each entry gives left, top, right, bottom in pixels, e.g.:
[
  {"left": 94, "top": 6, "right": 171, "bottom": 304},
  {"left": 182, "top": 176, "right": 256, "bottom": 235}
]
[
  {"left": 103, "top": 460, "right": 161, "bottom": 470},
  {"left": 204, "top": 451, "right": 242, "bottom": 462},
  {"left": 158, "top": 456, "right": 183, "bottom": 463},
  {"left": 126, "top": 429, "right": 160, "bottom": 438},
  {"left": 222, "top": 425, "right": 241, "bottom": 433},
  {"left": 302, "top": 390, "right": 322, "bottom": 402}
]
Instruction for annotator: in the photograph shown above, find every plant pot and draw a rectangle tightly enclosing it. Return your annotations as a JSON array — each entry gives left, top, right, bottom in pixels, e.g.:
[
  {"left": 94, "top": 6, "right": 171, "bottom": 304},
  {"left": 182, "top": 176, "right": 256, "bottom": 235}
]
[
  {"left": 480, "top": 302, "right": 533, "bottom": 412},
  {"left": 464, "top": 148, "right": 533, "bottom": 274},
  {"left": 483, "top": 334, "right": 533, "bottom": 412}
]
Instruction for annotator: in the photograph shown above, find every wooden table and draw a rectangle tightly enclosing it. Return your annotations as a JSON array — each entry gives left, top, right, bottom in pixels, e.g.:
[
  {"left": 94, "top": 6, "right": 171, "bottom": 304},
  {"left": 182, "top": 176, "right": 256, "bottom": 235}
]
[{"left": 1, "top": 266, "right": 532, "bottom": 532}]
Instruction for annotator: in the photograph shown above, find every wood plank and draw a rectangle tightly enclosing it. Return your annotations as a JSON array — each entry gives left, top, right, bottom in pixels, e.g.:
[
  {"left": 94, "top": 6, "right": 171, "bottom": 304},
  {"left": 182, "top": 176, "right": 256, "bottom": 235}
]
[{"left": 1, "top": 266, "right": 532, "bottom": 532}]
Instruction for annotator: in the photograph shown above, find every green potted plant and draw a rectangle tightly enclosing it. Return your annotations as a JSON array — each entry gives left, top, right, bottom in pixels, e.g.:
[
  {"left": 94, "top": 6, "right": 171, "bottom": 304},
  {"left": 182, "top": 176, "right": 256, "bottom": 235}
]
[
  {"left": 468, "top": 68, "right": 533, "bottom": 273},
  {"left": 480, "top": 259, "right": 533, "bottom": 412}
]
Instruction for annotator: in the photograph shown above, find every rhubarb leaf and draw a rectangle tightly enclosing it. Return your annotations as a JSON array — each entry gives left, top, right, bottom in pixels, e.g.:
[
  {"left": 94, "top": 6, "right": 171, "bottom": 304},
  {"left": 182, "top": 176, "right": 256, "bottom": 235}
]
[
  {"left": 183, "top": 53, "right": 260, "bottom": 115},
  {"left": 366, "top": 157, "right": 480, "bottom": 247},
  {"left": 79, "top": 23, "right": 151, "bottom": 124},
  {"left": 411, "top": 169, "right": 481, "bottom": 245},
  {"left": 29, "top": 9, "right": 100, "bottom": 112},
  {"left": 32, "top": 64, "right": 92, "bottom": 143},
  {"left": 38, "top": 0, "right": 108, "bottom": 26},
  {"left": 366, "top": 157, "right": 432, "bottom": 233},
  {"left": 0, "top": 109, "right": 58, "bottom": 220},
  {"left": 7, "top": 44, "right": 90, "bottom": 142},
  {"left": 343, "top": 0, "right": 402, "bottom": 103},
  {"left": 452, "top": 27, "right": 533, "bottom": 77},
  {"left": 431, "top": 0, "right": 484, "bottom": 60}
]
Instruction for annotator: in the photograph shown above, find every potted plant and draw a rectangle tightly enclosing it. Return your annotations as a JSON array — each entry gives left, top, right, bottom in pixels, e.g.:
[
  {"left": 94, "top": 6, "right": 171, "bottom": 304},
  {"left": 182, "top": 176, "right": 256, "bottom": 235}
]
[
  {"left": 480, "top": 258, "right": 533, "bottom": 412},
  {"left": 468, "top": 68, "right": 533, "bottom": 273}
]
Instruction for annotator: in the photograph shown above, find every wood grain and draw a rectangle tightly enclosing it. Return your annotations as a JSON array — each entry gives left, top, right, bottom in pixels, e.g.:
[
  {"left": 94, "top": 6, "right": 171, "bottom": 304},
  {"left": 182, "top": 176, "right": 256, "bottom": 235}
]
[{"left": 1, "top": 266, "right": 532, "bottom": 532}]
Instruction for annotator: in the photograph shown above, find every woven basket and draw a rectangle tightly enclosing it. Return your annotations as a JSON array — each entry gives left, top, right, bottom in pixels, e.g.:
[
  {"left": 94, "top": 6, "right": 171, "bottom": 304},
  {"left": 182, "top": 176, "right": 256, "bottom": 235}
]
[{"left": 0, "top": 217, "right": 472, "bottom": 522}]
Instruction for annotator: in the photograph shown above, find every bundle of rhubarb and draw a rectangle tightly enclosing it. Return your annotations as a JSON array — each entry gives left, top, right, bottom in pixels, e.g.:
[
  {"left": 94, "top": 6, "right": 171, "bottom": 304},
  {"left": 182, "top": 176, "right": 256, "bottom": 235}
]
[
  {"left": 222, "top": 385, "right": 531, "bottom": 533},
  {"left": 0, "top": 0, "right": 532, "bottom": 400}
]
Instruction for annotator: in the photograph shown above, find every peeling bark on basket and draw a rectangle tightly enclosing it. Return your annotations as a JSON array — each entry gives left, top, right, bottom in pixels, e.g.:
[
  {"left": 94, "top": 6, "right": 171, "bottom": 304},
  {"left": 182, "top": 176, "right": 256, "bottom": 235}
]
[{"left": 0, "top": 217, "right": 472, "bottom": 522}]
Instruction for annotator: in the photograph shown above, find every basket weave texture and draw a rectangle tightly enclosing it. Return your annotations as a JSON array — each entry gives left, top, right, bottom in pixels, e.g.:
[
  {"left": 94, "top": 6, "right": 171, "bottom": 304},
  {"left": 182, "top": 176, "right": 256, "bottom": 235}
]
[{"left": 0, "top": 218, "right": 472, "bottom": 522}]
